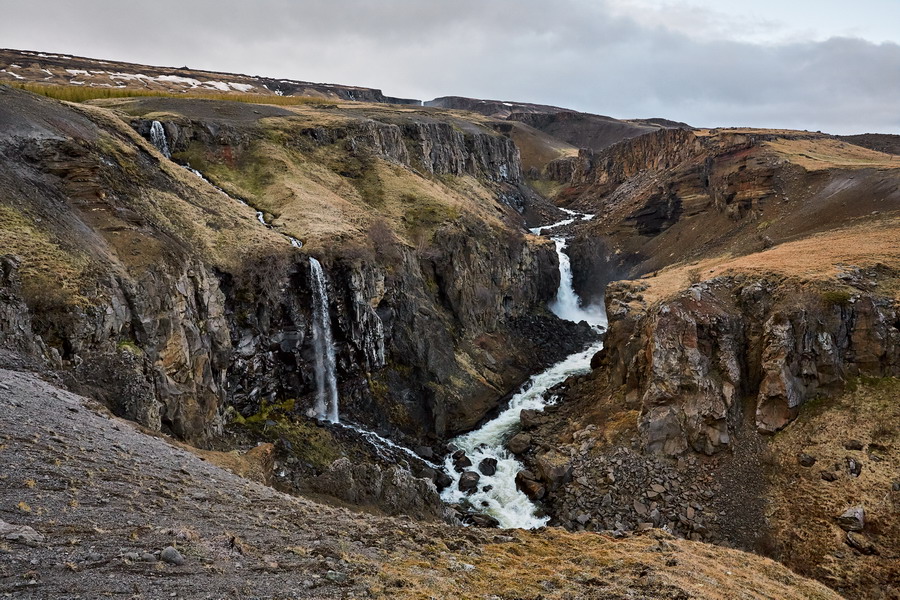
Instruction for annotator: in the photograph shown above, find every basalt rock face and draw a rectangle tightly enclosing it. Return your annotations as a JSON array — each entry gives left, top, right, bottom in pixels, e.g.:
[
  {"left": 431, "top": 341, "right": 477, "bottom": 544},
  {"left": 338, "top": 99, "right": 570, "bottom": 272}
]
[
  {"left": 2, "top": 86, "right": 576, "bottom": 453},
  {"left": 600, "top": 275, "right": 900, "bottom": 456}
]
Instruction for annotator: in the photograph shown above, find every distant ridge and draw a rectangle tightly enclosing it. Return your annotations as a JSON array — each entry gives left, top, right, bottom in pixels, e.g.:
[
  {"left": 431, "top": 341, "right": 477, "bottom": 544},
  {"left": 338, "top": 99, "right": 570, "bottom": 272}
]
[{"left": 0, "top": 48, "right": 421, "bottom": 105}]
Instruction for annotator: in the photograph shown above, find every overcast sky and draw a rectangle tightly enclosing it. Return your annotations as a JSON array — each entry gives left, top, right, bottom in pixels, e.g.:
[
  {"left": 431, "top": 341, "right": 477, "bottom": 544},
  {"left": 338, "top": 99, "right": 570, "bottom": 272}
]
[{"left": 2, "top": 0, "right": 899, "bottom": 134}]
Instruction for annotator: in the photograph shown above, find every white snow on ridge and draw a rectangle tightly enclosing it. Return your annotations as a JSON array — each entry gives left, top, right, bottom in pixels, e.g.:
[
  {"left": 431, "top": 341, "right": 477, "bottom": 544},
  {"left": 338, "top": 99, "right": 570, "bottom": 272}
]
[
  {"left": 65, "top": 69, "right": 89, "bottom": 76},
  {"left": 0, "top": 69, "right": 24, "bottom": 80},
  {"left": 228, "top": 82, "right": 254, "bottom": 92}
]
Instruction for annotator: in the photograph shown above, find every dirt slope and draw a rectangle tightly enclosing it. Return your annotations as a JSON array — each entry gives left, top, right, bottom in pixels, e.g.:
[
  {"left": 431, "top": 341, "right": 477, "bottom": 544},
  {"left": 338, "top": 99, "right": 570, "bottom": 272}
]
[{"left": 0, "top": 369, "right": 841, "bottom": 600}]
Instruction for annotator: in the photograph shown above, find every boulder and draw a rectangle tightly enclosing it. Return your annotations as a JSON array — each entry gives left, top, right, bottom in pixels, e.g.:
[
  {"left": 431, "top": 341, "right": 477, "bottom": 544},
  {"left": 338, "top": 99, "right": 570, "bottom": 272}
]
[
  {"left": 515, "top": 470, "right": 547, "bottom": 501},
  {"left": 434, "top": 470, "right": 453, "bottom": 491},
  {"left": 452, "top": 450, "right": 473, "bottom": 472},
  {"left": 843, "top": 440, "right": 864, "bottom": 451},
  {"left": 520, "top": 409, "right": 549, "bottom": 430},
  {"left": 836, "top": 506, "right": 865, "bottom": 532},
  {"left": 535, "top": 450, "right": 573, "bottom": 490},
  {"left": 507, "top": 433, "right": 532, "bottom": 455},
  {"left": 467, "top": 513, "right": 500, "bottom": 528},
  {"left": 459, "top": 471, "right": 480, "bottom": 493},
  {"left": 478, "top": 458, "right": 498, "bottom": 476}
]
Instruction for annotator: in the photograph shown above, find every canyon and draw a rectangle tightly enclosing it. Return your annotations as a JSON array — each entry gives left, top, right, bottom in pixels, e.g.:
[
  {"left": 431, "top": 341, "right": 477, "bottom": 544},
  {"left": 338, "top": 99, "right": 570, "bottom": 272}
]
[{"left": 1, "top": 48, "right": 899, "bottom": 599}]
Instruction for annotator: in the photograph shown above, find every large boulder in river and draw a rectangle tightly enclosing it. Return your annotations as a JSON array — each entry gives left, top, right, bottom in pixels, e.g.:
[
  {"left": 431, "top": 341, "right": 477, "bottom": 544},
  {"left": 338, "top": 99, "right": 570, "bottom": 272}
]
[
  {"left": 459, "top": 471, "right": 481, "bottom": 493},
  {"left": 478, "top": 457, "right": 498, "bottom": 476},
  {"left": 452, "top": 449, "right": 473, "bottom": 472}
]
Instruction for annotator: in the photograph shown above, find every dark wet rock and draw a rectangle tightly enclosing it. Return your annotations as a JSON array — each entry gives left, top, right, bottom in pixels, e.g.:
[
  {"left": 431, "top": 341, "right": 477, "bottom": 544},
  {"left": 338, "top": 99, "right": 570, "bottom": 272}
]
[
  {"left": 844, "top": 440, "right": 864, "bottom": 451},
  {"left": 458, "top": 471, "right": 481, "bottom": 493},
  {"left": 821, "top": 471, "right": 839, "bottom": 482},
  {"left": 467, "top": 514, "right": 500, "bottom": 528},
  {"left": 453, "top": 451, "right": 473, "bottom": 472},
  {"left": 478, "top": 458, "right": 498, "bottom": 476}
]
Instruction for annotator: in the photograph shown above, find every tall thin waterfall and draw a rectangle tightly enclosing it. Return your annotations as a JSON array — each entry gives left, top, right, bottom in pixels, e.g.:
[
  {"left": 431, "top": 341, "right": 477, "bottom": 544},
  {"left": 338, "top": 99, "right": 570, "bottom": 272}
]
[
  {"left": 309, "top": 257, "right": 339, "bottom": 422},
  {"left": 149, "top": 121, "right": 171, "bottom": 159}
]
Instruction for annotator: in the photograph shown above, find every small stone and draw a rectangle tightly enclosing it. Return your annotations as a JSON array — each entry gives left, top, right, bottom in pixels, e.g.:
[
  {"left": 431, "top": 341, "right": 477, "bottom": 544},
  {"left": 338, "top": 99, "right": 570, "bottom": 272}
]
[
  {"left": 325, "top": 570, "right": 348, "bottom": 583},
  {"left": 846, "top": 457, "right": 863, "bottom": 477},
  {"left": 160, "top": 546, "right": 185, "bottom": 566},
  {"left": 141, "top": 553, "right": 157, "bottom": 562},
  {"left": 821, "top": 471, "right": 839, "bottom": 482},
  {"left": 844, "top": 440, "right": 864, "bottom": 451},
  {"left": 633, "top": 500, "right": 649, "bottom": 516},
  {"left": 836, "top": 506, "right": 865, "bottom": 532},
  {"left": 846, "top": 531, "right": 878, "bottom": 555},
  {"left": 797, "top": 453, "right": 817, "bottom": 467}
]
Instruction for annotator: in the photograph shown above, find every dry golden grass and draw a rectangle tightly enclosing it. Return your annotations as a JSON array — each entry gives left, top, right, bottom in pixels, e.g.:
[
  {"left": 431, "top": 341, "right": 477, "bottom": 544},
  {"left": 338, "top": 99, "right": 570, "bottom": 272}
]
[
  {"left": 0, "top": 203, "right": 90, "bottom": 304},
  {"left": 9, "top": 82, "right": 330, "bottom": 106},
  {"left": 766, "top": 378, "right": 900, "bottom": 598},
  {"left": 371, "top": 528, "right": 840, "bottom": 599},
  {"left": 765, "top": 137, "right": 900, "bottom": 171},
  {"left": 639, "top": 217, "right": 900, "bottom": 303}
]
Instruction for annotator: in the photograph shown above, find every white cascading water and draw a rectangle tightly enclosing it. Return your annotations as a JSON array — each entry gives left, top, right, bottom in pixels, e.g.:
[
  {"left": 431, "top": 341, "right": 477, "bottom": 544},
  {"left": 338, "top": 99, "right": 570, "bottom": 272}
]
[
  {"left": 309, "top": 257, "right": 340, "bottom": 423},
  {"left": 149, "top": 121, "right": 171, "bottom": 158},
  {"left": 440, "top": 210, "right": 606, "bottom": 529},
  {"left": 549, "top": 236, "right": 607, "bottom": 328}
]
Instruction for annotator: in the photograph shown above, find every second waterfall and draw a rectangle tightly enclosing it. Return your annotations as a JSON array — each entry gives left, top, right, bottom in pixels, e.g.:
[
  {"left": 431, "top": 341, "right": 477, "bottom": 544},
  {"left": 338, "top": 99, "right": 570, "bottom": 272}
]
[{"left": 309, "top": 257, "right": 339, "bottom": 423}]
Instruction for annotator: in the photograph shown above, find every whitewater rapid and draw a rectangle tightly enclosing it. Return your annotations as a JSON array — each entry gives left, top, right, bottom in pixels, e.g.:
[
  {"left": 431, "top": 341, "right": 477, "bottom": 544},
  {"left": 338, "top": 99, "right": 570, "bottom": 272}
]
[{"left": 440, "top": 209, "right": 606, "bottom": 529}]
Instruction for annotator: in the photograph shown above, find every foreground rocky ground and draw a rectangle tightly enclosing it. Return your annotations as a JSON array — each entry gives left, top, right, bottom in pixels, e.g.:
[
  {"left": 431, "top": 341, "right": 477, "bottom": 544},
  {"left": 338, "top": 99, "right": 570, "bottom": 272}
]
[{"left": 0, "top": 368, "right": 839, "bottom": 599}]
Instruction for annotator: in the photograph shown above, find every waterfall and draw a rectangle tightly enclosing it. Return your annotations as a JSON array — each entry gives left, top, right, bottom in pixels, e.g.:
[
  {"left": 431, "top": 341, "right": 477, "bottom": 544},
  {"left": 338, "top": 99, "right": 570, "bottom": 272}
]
[
  {"left": 309, "top": 258, "right": 339, "bottom": 423},
  {"left": 149, "top": 121, "right": 171, "bottom": 158},
  {"left": 549, "top": 237, "right": 607, "bottom": 329},
  {"left": 439, "top": 209, "right": 606, "bottom": 528}
]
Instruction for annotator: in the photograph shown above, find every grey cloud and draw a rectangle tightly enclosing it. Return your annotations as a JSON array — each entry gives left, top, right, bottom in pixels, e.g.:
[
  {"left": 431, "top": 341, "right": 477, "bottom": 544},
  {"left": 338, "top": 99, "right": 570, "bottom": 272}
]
[{"left": 1, "top": 0, "right": 897, "bottom": 134}]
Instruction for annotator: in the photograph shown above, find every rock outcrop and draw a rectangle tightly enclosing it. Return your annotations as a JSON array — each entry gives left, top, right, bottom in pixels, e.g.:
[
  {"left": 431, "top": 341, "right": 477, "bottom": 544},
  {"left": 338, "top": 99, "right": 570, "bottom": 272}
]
[{"left": 599, "top": 274, "right": 899, "bottom": 455}]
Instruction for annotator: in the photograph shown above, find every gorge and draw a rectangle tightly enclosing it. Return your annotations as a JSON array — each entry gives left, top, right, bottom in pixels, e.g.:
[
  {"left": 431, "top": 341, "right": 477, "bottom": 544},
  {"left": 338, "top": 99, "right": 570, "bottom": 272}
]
[{"left": 0, "top": 48, "right": 898, "bottom": 599}]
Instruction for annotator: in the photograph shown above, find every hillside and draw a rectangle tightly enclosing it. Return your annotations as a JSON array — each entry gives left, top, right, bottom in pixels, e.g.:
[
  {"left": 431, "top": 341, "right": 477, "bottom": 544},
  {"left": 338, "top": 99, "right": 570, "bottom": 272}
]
[
  {"left": 514, "top": 124, "right": 900, "bottom": 598},
  {"left": 0, "top": 369, "right": 841, "bottom": 600}
]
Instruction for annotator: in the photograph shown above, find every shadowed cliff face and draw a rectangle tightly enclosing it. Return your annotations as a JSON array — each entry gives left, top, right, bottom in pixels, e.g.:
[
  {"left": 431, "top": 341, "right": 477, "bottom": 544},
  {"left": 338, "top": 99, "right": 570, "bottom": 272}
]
[{"left": 0, "top": 85, "right": 584, "bottom": 446}]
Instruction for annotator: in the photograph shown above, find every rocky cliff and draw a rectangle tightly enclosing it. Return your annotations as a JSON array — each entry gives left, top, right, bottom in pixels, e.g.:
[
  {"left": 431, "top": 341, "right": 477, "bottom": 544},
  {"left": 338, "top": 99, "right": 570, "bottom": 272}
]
[
  {"left": 0, "top": 85, "right": 588, "bottom": 457},
  {"left": 601, "top": 267, "right": 899, "bottom": 455}
]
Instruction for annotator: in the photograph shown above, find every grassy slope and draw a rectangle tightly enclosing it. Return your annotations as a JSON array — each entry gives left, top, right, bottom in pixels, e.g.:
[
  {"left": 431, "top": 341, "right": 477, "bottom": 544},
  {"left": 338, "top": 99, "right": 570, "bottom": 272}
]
[{"left": 766, "top": 378, "right": 900, "bottom": 599}]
